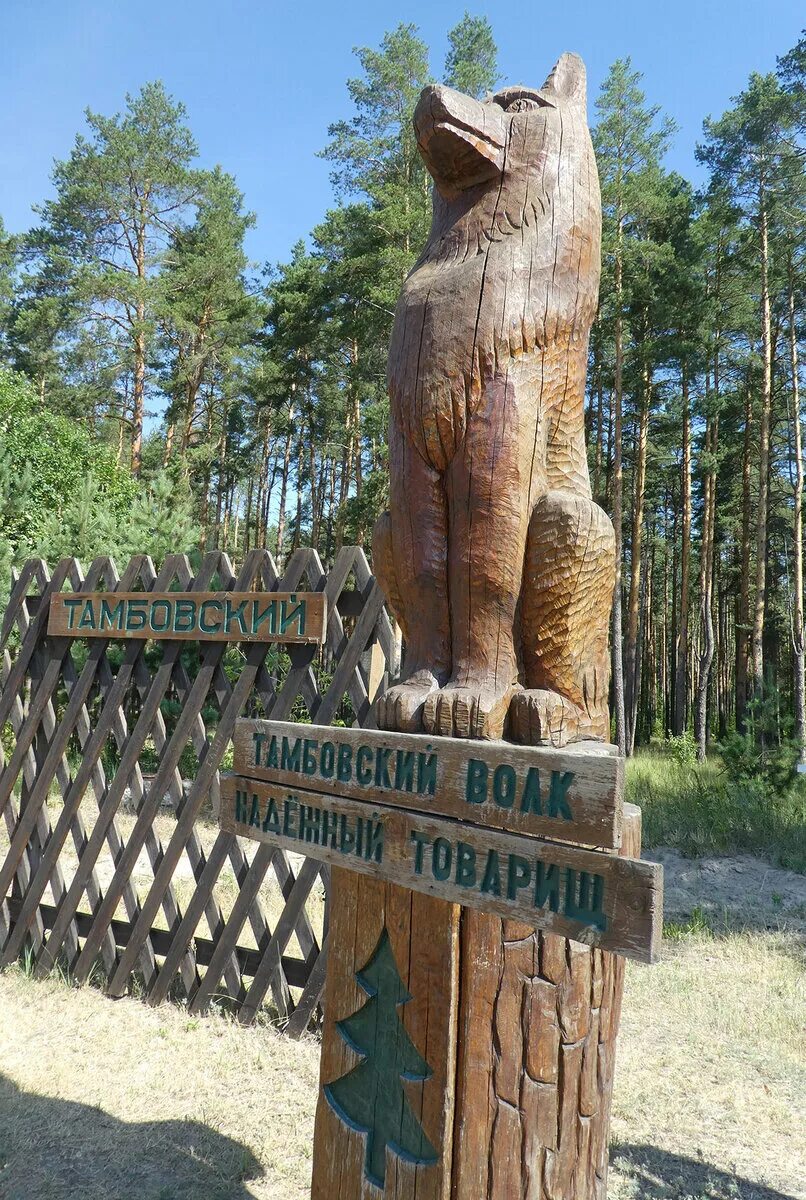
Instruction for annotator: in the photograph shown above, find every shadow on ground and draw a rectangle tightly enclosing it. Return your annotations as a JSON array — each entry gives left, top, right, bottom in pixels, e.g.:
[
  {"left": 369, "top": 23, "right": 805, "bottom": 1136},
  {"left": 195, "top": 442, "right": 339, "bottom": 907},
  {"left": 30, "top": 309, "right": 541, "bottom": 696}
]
[
  {"left": 0, "top": 1074, "right": 263, "bottom": 1200},
  {"left": 612, "top": 1142, "right": 799, "bottom": 1200}
]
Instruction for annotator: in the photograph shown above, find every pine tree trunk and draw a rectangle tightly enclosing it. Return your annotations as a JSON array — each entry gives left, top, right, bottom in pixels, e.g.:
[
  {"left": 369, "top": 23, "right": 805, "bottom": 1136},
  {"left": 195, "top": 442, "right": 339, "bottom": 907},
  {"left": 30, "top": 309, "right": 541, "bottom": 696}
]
[
  {"left": 594, "top": 357, "right": 604, "bottom": 504},
  {"left": 788, "top": 255, "right": 805, "bottom": 761},
  {"left": 294, "top": 437, "right": 303, "bottom": 552},
  {"left": 751, "top": 198, "right": 773, "bottom": 700},
  {"left": 131, "top": 211, "right": 148, "bottom": 478},
  {"left": 736, "top": 383, "right": 753, "bottom": 731},
  {"left": 275, "top": 419, "right": 294, "bottom": 565},
  {"left": 611, "top": 246, "right": 626, "bottom": 755},
  {"left": 695, "top": 410, "right": 718, "bottom": 761},
  {"left": 132, "top": 325, "right": 146, "bottom": 477},
  {"left": 625, "top": 354, "right": 649, "bottom": 753},
  {"left": 673, "top": 369, "right": 691, "bottom": 735}
]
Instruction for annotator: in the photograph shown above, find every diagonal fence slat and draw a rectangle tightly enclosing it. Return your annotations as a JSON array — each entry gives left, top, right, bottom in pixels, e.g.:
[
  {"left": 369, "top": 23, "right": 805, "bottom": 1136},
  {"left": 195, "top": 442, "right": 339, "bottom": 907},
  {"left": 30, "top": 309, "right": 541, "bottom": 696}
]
[
  {"left": 3, "top": 556, "right": 150, "bottom": 976},
  {"left": 0, "top": 549, "right": 394, "bottom": 1033}
]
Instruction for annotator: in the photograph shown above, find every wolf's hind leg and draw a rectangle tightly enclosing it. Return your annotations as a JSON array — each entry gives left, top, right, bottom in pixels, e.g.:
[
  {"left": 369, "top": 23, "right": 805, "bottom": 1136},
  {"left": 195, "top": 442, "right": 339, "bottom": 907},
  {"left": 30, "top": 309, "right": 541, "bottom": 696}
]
[
  {"left": 371, "top": 442, "right": 451, "bottom": 732},
  {"left": 510, "top": 490, "right": 615, "bottom": 747}
]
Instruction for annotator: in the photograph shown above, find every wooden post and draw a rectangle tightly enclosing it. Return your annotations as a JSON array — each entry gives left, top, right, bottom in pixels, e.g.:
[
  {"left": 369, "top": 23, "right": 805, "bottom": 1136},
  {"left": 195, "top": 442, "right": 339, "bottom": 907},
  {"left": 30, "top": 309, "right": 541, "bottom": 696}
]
[
  {"left": 451, "top": 807, "right": 642, "bottom": 1200},
  {"left": 308, "top": 807, "right": 641, "bottom": 1200},
  {"left": 312, "top": 879, "right": 459, "bottom": 1199}
]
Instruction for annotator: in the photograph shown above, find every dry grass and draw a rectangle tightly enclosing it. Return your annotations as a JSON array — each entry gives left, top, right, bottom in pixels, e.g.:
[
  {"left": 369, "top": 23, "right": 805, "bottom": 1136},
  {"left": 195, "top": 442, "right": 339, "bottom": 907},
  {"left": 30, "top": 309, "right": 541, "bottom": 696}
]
[
  {"left": 610, "top": 929, "right": 806, "bottom": 1199},
  {"left": 0, "top": 928, "right": 803, "bottom": 1200}
]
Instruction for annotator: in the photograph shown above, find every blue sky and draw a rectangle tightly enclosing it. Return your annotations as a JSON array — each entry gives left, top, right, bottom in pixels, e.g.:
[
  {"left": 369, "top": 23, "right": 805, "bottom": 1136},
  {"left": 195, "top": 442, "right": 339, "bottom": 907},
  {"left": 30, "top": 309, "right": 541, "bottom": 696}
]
[{"left": 0, "top": 0, "right": 802, "bottom": 272}]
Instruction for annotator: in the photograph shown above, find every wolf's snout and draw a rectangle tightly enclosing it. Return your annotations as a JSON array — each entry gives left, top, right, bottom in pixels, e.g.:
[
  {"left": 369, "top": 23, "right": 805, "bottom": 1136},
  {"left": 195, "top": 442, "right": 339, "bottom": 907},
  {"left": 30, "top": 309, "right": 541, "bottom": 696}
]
[{"left": 414, "top": 84, "right": 506, "bottom": 197}]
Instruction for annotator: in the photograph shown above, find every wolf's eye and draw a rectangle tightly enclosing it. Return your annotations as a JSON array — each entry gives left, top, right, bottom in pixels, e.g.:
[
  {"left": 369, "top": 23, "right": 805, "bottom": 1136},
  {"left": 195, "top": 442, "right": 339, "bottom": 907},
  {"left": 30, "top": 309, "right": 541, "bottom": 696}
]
[{"left": 506, "top": 97, "right": 540, "bottom": 112}]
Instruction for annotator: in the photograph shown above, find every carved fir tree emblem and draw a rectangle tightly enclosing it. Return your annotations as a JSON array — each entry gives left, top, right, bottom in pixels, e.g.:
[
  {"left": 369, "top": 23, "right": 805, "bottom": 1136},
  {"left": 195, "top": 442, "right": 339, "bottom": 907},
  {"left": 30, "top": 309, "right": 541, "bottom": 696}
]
[{"left": 323, "top": 929, "right": 438, "bottom": 1189}]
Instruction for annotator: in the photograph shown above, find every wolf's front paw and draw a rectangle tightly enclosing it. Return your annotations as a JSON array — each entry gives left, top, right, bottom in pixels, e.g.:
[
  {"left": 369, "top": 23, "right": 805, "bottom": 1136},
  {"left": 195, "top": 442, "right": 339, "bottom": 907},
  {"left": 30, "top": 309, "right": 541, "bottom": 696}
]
[
  {"left": 422, "top": 680, "right": 517, "bottom": 740},
  {"left": 509, "top": 689, "right": 607, "bottom": 747},
  {"left": 376, "top": 670, "right": 443, "bottom": 732}
]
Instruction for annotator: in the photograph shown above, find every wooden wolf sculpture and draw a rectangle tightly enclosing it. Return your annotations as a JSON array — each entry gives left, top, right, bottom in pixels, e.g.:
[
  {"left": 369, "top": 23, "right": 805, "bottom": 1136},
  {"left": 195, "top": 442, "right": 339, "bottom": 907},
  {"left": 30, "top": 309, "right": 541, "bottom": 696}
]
[{"left": 373, "top": 52, "right": 615, "bottom": 747}]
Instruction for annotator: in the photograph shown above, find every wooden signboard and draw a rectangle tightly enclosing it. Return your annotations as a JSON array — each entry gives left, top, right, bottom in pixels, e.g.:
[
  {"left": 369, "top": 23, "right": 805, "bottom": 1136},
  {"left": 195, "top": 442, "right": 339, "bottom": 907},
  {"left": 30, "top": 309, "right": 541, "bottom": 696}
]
[
  {"left": 234, "top": 718, "right": 624, "bottom": 848},
  {"left": 48, "top": 591, "right": 326, "bottom": 643},
  {"left": 220, "top": 775, "right": 662, "bottom": 963}
]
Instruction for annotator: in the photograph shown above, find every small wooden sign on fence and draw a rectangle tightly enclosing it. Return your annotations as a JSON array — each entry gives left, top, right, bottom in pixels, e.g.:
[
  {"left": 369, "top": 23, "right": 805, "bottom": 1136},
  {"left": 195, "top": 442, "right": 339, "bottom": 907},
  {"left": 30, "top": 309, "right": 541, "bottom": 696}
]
[{"left": 48, "top": 590, "right": 327, "bottom": 643}]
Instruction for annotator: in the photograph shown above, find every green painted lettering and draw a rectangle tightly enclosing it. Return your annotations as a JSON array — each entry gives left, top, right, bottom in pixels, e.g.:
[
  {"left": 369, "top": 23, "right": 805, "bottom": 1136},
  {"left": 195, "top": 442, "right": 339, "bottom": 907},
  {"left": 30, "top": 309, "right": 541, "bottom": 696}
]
[
  {"left": 480, "top": 849, "right": 502, "bottom": 896},
  {"left": 252, "top": 730, "right": 267, "bottom": 766},
  {"left": 564, "top": 870, "right": 606, "bottom": 930},
  {"left": 410, "top": 830, "right": 430, "bottom": 874},
  {"left": 356, "top": 745, "right": 373, "bottom": 785},
  {"left": 374, "top": 747, "right": 392, "bottom": 788},
  {"left": 493, "top": 764, "right": 516, "bottom": 809},
  {"left": 262, "top": 798, "right": 281, "bottom": 834},
  {"left": 393, "top": 751, "right": 416, "bottom": 792},
  {"left": 520, "top": 767, "right": 542, "bottom": 814},
  {"left": 366, "top": 819, "right": 384, "bottom": 863},
  {"left": 149, "top": 599, "right": 171, "bottom": 632},
  {"left": 455, "top": 842, "right": 476, "bottom": 887},
  {"left": 251, "top": 599, "right": 277, "bottom": 634},
  {"left": 99, "top": 599, "right": 124, "bottom": 631},
  {"left": 249, "top": 793, "right": 261, "bottom": 827},
  {"left": 281, "top": 737, "right": 302, "bottom": 772},
  {"left": 282, "top": 797, "right": 298, "bottom": 837},
  {"left": 62, "top": 597, "right": 82, "bottom": 629},
  {"left": 432, "top": 837, "right": 452, "bottom": 882},
  {"left": 173, "top": 598, "right": 196, "bottom": 632},
  {"left": 320, "top": 742, "right": 335, "bottom": 778},
  {"left": 339, "top": 814, "right": 356, "bottom": 854},
  {"left": 225, "top": 597, "right": 248, "bottom": 634},
  {"left": 303, "top": 738, "right": 318, "bottom": 775},
  {"left": 299, "top": 804, "right": 321, "bottom": 843},
  {"left": 534, "top": 862, "right": 561, "bottom": 912},
  {"left": 78, "top": 600, "right": 96, "bottom": 629},
  {"left": 321, "top": 809, "right": 339, "bottom": 848},
  {"left": 125, "top": 599, "right": 147, "bottom": 630},
  {"left": 465, "top": 758, "right": 488, "bottom": 805},
  {"left": 199, "top": 599, "right": 223, "bottom": 633},
  {"left": 506, "top": 854, "right": 531, "bottom": 900},
  {"left": 279, "top": 595, "right": 306, "bottom": 635},
  {"left": 337, "top": 743, "right": 353, "bottom": 782},
  {"left": 417, "top": 750, "right": 437, "bottom": 796},
  {"left": 548, "top": 771, "right": 574, "bottom": 820}
]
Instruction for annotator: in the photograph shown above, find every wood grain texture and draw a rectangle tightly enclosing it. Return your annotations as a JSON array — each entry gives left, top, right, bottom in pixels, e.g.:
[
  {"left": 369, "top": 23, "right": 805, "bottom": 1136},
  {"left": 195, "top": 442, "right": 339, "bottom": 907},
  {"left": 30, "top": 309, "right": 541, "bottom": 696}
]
[
  {"left": 219, "top": 778, "right": 661, "bottom": 962},
  {"left": 373, "top": 52, "right": 615, "bottom": 748},
  {"left": 451, "top": 804, "right": 642, "bottom": 1200},
  {"left": 234, "top": 719, "right": 624, "bottom": 849},
  {"left": 48, "top": 591, "right": 327, "bottom": 643},
  {"left": 311, "top": 872, "right": 459, "bottom": 1200}
]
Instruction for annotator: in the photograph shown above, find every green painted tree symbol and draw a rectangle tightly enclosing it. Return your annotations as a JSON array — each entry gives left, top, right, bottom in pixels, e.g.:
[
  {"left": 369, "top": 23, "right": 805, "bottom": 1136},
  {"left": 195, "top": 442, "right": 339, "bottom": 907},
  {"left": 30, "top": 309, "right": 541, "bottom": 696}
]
[{"left": 324, "top": 928, "right": 438, "bottom": 1190}]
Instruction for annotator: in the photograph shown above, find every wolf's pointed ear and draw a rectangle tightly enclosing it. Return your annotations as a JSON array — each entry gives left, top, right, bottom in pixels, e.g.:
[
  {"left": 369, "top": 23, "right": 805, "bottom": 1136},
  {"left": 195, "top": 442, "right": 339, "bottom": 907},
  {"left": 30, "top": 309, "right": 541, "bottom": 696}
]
[{"left": 542, "top": 52, "right": 587, "bottom": 107}]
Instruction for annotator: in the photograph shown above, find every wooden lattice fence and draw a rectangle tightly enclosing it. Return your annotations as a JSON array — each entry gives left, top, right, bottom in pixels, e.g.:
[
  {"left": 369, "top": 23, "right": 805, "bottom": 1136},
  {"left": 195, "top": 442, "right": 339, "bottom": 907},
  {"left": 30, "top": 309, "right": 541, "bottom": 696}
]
[{"left": 0, "top": 547, "right": 395, "bottom": 1034}]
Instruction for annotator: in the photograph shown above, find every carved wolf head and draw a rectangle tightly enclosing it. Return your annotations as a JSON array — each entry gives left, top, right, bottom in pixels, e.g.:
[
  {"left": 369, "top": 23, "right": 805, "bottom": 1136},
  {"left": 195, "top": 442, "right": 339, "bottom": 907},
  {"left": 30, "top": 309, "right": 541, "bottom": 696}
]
[
  {"left": 413, "top": 53, "right": 599, "bottom": 279},
  {"left": 388, "top": 54, "right": 601, "bottom": 461}
]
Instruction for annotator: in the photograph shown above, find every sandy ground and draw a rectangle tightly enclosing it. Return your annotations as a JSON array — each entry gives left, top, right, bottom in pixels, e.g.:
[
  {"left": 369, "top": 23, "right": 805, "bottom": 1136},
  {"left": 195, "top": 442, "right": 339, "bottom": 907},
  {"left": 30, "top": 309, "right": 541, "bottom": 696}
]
[
  {"left": 0, "top": 922, "right": 803, "bottom": 1199},
  {"left": 656, "top": 847, "right": 806, "bottom": 931}
]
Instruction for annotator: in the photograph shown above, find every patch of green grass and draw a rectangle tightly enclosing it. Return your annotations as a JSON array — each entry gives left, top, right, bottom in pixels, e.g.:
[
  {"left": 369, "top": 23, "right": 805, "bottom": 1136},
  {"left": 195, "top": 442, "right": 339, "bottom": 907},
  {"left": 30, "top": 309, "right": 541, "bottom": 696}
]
[
  {"left": 626, "top": 747, "right": 806, "bottom": 872},
  {"left": 663, "top": 904, "right": 715, "bottom": 941}
]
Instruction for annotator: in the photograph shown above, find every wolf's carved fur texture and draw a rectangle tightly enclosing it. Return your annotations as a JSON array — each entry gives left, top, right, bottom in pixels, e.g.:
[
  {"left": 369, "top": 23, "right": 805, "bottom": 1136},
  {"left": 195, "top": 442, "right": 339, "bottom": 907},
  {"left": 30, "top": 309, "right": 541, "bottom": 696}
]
[{"left": 373, "top": 53, "right": 615, "bottom": 746}]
